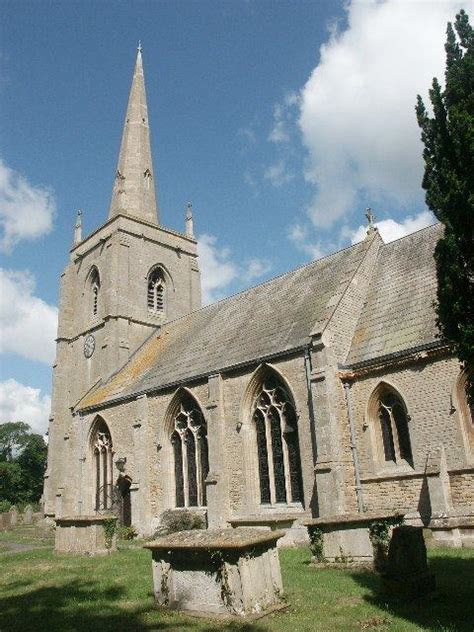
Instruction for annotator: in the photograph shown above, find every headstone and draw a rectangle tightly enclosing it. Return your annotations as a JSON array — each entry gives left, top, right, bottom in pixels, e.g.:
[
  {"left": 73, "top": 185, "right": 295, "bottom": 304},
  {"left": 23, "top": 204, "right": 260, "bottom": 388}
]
[
  {"left": 23, "top": 505, "right": 34, "bottom": 524},
  {"left": 9, "top": 506, "right": 19, "bottom": 526},
  {"left": 145, "top": 528, "right": 285, "bottom": 618},
  {"left": 382, "top": 526, "right": 435, "bottom": 598}
]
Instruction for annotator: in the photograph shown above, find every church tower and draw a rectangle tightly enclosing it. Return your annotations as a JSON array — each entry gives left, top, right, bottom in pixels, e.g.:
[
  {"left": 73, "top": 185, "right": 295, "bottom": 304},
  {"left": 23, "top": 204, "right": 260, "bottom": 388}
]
[{"left": 43, "top": 47, "right": 201, "bottom": 518}]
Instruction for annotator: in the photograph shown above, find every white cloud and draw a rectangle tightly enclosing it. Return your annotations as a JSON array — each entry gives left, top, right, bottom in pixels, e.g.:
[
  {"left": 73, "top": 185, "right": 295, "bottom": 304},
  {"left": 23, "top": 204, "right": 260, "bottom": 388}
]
[
  {"left": 198, "top": 234, "right": 271, "bottom": 304},
  {"left": 0, "top": 268, "right": 58, "bottom": 364},
  {"left": 268, "top": 94, "right": 300, "bottom": 144},
  {"left": 351, "top": 210, "right": 435, "bottom": 244},
  {"left": 298, "top": 0, "right": 469, "bottom": 228},
  {"left": 263, "top": 160, "right": 293, "bottom": 187},
  {"left": 0, "top": 159, "right": 56, "bottom": 253},
  {"left": 288, "top": 222, "right": 329, "bottom": 261},
  {"left": 0, "top": 379, "right": 51, "bottom": 435}
]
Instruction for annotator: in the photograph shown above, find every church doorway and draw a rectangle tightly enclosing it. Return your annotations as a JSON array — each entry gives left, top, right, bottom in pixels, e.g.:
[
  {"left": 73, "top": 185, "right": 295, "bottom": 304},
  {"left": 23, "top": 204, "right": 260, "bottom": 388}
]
[{"left": 116, "top": 476, "right": 132, "bottom": 527}]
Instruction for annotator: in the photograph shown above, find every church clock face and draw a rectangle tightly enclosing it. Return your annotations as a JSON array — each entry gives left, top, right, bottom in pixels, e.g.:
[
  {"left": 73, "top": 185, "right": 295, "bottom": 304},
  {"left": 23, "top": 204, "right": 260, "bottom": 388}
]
[{"left": 83, "top": 334, "right": 96, "bottom": 358}]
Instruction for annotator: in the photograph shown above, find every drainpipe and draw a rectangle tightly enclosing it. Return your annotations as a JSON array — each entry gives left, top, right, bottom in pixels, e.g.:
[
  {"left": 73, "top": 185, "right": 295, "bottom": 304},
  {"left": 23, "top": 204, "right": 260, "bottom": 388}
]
[
  {"left": 304, "top": 346, "right": 318, "bottom": 463},
  {"left": 343, "top": 381, "right": 364, "bottom": 513}
]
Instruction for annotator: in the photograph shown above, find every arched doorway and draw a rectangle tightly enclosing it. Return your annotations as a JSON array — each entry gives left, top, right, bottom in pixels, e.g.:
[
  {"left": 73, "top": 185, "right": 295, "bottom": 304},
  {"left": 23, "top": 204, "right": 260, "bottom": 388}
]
[{"left": 116, "top": 476, "right": 132, "bottom": 527}]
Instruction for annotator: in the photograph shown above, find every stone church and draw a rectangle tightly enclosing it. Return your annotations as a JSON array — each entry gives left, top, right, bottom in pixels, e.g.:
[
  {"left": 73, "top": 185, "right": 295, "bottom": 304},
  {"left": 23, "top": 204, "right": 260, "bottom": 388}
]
[{"left": 44, "top": 48, "right": 473, "bottom": 552}]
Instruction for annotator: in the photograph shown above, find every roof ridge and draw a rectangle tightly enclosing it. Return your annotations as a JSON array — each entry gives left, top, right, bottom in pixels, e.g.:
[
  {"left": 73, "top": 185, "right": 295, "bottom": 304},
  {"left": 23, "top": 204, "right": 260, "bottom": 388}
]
[{"left": 381, "top": 221, "right": 441, "bottom": 248}]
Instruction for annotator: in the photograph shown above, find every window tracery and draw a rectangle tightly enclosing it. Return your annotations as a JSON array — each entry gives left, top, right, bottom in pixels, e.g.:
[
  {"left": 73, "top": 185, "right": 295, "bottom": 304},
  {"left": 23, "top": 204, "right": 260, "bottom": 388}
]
[
  {"left": 171, "top": 395, "right": 208, "bottom": 507},
  {"left": 252, "top": 373, "right": 303, "bottom": 505},
  {"left": 375, "top": 388, "right": 413, "bottom": 466},
  {"left": 92, "top": 420, "right": 114, "bottom": 511},
  {"left": 147, "top": 268, "right": 165, "bottom": 313}
]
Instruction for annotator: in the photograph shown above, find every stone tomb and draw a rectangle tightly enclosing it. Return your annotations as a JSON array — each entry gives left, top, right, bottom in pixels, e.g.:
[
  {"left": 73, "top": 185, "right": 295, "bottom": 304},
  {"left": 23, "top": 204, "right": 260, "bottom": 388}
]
[
  {"left": 144, "top": 528, "right": 285, "bottom": 618},
  {"left": 55, "top": 515, "right": 117, "bottom": 555}
]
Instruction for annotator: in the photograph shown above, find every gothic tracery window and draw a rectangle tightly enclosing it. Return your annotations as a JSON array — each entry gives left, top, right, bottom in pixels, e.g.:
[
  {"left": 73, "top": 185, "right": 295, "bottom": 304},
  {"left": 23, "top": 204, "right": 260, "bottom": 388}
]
[
  {"left": 89, "top": 268, "right": 100, "bottom": 316},
  {"left": 147, "top": 268, "right": 165, "bottom": 313},
  {"left": 252, "top": 373, "right": 303, "bottom": 505},
  {"left": 92, "top": 419, "right": 114, "bottom": 511},
  {"left": 171, "top": 395, "right": 208, "bottom": 507},
  {"left": 376, "top": 388, "right": 413, "bottom": 466}
]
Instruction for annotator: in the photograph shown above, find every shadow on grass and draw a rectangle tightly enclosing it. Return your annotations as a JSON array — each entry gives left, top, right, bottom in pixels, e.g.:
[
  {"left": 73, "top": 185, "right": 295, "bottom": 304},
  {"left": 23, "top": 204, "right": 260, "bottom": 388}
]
[
  {"left": 349, "top": 553, "right": 474, "bottom": 632},
  {"left": 0, "top": 576, "right": 265, "bottom": 632}
]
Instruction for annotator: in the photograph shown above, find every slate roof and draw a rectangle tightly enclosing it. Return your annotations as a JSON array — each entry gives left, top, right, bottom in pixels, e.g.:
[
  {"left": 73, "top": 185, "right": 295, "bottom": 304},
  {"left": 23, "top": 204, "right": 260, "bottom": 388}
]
[
  {"left": 345, "top": 223, "right": 442, "bottom": 366},
  {"left": 79, "top": 223, "right": 443, "bottom": 411},
  {"left": 79, "top": 239, "right": 369, "bottom": 410}
]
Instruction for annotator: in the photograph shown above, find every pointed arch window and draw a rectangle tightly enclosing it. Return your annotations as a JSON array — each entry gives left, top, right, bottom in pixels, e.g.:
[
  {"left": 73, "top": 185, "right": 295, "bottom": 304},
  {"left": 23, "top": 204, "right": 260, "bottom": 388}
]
[
  {"left": 252, "top": 372, "right": 303, "bottom": 505},
  {"left": 91, "top": 419, "right": 114, "bottom": 511},
  {"left": 374, "top": 387, "right": 413, "bottom": 466},
  {"left": 147, "top": 267, "right": 165, "bottom": 313},
  {"left": 89, "top": 268, "right": 100, "bottom": 316},
  {"left": 170, "top": 394, "right": 208, "bottom": 508}
]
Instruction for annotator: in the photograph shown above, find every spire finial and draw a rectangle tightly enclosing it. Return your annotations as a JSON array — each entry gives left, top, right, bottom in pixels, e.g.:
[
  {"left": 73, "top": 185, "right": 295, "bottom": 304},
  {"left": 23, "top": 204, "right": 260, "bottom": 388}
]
[
  {"left": 365, "top": 207, "right": 376, "bottom": 232},
  {"left": 74, "top": 209, "right": 83, "bottom": 245},
  {"left": 137, "top": 40, "right": 142, "bottom": 53},
  {"left": 185, "top": 201, "right": 194, "bottom": 237}
]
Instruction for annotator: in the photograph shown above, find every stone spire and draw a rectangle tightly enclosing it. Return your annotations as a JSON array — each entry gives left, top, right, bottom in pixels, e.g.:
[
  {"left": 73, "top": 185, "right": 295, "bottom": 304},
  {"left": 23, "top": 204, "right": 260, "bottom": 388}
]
[
  {"left": 185, "top": 201, "right": 194, "bottom": 237},
  {"left": 108, "top": 44, "right": 159, "bottom": 223}
]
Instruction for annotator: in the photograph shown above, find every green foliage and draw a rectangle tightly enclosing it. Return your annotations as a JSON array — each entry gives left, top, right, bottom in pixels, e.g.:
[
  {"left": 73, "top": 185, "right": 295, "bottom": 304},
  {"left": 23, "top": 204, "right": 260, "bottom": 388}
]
[
  {"left": 416, "top": 9, "right": 474, "bottom": 397},
  {"left": 0, "top": 422, "right": 47, "bottom": 506},
  {"left": 117, "top": 525, "right": 137, "bottom": 540},
  {"left": 369, "top": 516, "right": 404, "bottom": 573},
  {"left": 0, "top": 499, "right": 12, "bottom": 513},
  {"left": 308, "top": 526, "right": 325, "bottom": 562},
  {"left": 102, "top": 518, "right": 117, "bottom": 549},
  {"left": 0, "top": 422, "right": 30, "bottom": 461},
  {"left": 0, "top": 462, "right": 23, "bottom": 505},
  {"left": 154, "top": 509, "right": 205, "bottom": 536}
]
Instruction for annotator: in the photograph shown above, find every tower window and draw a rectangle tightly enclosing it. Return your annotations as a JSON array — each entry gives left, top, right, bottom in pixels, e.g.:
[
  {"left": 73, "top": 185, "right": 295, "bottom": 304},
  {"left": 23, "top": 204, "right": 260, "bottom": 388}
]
[
  {"left": 89, "top": 268, "right": 100, "bottom": 317},
  {"left": 252, "top": 372, "right": 303, "bottom": 505},
  {"left": 147, "top": 268, "right": 165, "bottom": 313}
]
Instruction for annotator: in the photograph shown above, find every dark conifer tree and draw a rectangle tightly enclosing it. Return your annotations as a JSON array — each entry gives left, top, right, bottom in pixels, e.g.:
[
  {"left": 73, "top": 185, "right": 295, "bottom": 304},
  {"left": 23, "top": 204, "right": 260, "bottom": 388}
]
[{"left": 416, "top": 10, "right": 474, "bottom": 397}]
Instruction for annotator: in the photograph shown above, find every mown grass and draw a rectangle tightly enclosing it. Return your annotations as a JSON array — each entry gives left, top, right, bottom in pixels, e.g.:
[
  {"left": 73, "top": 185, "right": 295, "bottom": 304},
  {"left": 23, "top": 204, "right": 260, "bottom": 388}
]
[{"left": 0, "top": 542, "right": 472, "bottom": 631}]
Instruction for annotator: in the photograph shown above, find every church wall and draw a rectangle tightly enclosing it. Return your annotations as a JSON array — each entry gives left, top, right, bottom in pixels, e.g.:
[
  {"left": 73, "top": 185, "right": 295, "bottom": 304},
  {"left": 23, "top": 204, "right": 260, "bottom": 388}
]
[{"left": 349, "top": 354, "right": 472, "bottom": 515}]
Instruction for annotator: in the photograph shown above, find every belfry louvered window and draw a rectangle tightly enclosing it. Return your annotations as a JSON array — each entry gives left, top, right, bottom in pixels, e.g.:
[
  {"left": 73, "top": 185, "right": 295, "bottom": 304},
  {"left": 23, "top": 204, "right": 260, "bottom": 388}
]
[
  {"left": 147, "top": 268, "right": 165, "bottom": 313},
  {"left": 90, "top": 268, "right": 100, "bottom": 316},
  {"left": 377, "top": 390, "right": 413, "bottom": 465},
  {"left": 171, "top": 395, "right": 209, "bottom": 508},
  {"left": 252, "top": 373, "right": 303, "bottom": 505}
]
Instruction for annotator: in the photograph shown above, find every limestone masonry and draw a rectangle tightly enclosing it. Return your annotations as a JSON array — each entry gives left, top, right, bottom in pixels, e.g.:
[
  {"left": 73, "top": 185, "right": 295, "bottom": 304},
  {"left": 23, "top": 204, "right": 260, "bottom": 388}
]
[{"left": 44, "top": 48, "right": 474, "bottom": 552}]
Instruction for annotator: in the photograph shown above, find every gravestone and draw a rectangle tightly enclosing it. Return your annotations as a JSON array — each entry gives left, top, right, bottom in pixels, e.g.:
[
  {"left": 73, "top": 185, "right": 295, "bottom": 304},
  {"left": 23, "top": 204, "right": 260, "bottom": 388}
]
[
  {"left": 9, "top": 506, "right": 19, "bottom": 526},
  {"left": 23, "top": 505, "right": 34, "bottom": 524},
  {"left": 382, "top": 525, "right": 435, "bottom": 598},
  {"left": 145, "top": 528, "right": 285, "bottom": 619}
]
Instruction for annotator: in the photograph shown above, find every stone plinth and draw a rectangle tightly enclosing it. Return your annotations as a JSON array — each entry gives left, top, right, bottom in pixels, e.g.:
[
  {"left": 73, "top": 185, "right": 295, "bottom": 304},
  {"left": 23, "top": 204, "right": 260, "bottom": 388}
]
[
  {"left": 54, "top": 515, "right": 117, "bottom": 555},
  {"left": 304, "top": 512, "right": 404, "bottom": 563},
  {"left": 144, "top": 528, "right": 285, "bottom": 618},
  {"left": 382, "top": 525, "right": 435, "bottom": 598}
]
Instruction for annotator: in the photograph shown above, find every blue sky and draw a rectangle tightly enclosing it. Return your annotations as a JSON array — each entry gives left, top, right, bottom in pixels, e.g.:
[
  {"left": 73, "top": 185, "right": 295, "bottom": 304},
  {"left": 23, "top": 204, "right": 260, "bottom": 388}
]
[{"left": 0, "top": 0, "right": 468, "bottom": 433}]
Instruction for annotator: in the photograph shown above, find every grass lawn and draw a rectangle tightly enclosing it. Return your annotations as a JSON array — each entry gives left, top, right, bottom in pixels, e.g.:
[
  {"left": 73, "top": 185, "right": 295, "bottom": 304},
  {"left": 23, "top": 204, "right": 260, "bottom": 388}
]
[{"left": 0, "top": 540, "right": 472, "bottom": 632}]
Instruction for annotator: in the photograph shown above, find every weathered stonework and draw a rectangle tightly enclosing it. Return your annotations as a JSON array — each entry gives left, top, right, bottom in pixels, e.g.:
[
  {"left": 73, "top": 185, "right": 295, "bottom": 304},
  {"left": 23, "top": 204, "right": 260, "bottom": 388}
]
[{"left": 44, "top": 48, "right": 473, "bottom": 557}]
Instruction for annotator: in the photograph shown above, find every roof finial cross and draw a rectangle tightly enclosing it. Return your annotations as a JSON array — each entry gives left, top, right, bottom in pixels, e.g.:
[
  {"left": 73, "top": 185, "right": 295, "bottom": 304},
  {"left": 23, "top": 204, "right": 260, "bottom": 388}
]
[
  {"left": 137, "top": 40, "right": 142, "bottom": 53},
  {"left": 365, "top": 207, "right": 376, "bottom": 229}
]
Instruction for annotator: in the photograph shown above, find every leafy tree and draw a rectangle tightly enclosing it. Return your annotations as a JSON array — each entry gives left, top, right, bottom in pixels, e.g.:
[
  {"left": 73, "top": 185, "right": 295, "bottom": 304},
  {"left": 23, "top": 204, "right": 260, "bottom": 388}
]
[
  {"left": 0, "top": 423, "right": 47, "bottom": 505},
  {"left": 416, "top": 9, "right": 474, "bottom": 397},
  {"left": 17, "top": 434, "right": 48, "bottom": 503},
  {"left": 0, "top": 461, "right": 23, "bottom": 505},
  {"left": 0, "top": 422, "right": 30, "bottom": 461}
]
